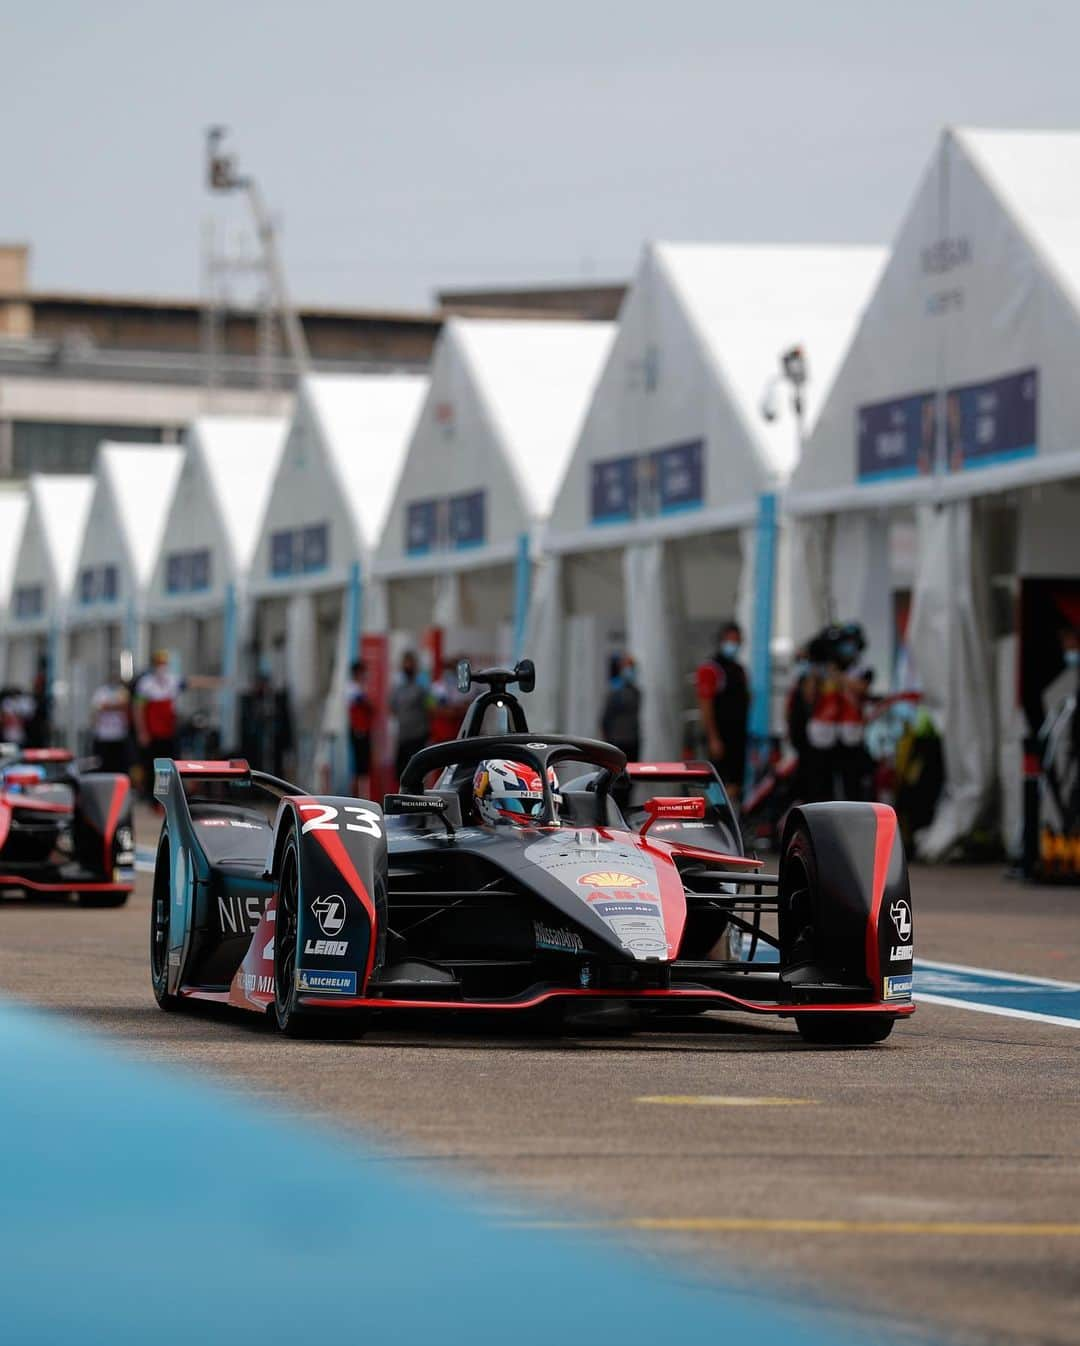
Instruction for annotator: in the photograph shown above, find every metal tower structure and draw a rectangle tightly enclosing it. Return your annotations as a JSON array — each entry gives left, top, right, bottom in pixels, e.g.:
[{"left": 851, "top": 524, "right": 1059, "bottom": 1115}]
[{"left": 201, "top": 126, "right": 310, "bottom": 402}]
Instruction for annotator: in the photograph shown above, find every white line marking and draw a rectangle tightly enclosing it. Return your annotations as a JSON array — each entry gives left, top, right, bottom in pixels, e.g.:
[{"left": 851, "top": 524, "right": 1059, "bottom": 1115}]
[
  {"left": 914, "top": 993, "right": 1080, "bottom": 1030},
  {"left": 917, "top": 958, "right": 1080, "bottom": 991}
]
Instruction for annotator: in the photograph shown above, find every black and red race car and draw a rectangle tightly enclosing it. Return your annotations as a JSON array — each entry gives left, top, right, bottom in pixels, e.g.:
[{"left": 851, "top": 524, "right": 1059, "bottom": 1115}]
[
  {"left": 150, "top": 661, "right": 914, "bottom": 1044},
  {"left": 0, "top": 748, "right": 134, "bottom": 905}
]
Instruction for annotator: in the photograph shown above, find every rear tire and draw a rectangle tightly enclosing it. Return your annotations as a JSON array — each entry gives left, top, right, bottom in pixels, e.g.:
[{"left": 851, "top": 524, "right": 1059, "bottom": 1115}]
[
  {"left": 272, "top": 826, "right": 367, "bottom": 1040},
  {"left": 150, "top": 831, "right": 180, "bottom": 1010},
  {"left": 795, "top": 1014, "right": 895, "bottom": 1045}
]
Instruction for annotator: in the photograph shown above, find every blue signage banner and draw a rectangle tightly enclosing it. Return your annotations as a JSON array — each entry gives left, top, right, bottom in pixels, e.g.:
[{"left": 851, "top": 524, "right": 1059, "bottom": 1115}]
[
  {"left": 857, "top": 369, "right": 1038, "bottom": 483},
  {"left": 13, "top": 585, "right": 44, "bottom": 620},
  {"left": 406, "top": 500, "right": 439, "bottom": 555},
  {"left": 591, "top": 455, "right": 637, "bottom": 523},
  {"left": 301, "top": 524, "right": 328, "bottom": 572},
  {"left": 657, "top": 440, "right": 704, "bottom": 513},
  {"left": 270, "top": 525, "right": 329, "bottom": 577},
  {"left": 166, "top": 549, "right": 212, "bottom": 595},
  {"left": 449, "top": 491, "right": 485, "bottom": 549},
  {"left": 79, "top": 564, "right": 119, "bottom": 605},
  {"left": 856, "top": 392, "right": 936, "bottom": 482},
  {"left": 590, "top": 440, "right": 705, "bottom": 525},
  {"left": 948, "top": 368, "right": 1037, "bottom": 471},
  {"left": 270, "top": 531, "right": 294, "bottom": 578},
  {"left": 405, "top": 492, "right": 486, "bottom": 555}
]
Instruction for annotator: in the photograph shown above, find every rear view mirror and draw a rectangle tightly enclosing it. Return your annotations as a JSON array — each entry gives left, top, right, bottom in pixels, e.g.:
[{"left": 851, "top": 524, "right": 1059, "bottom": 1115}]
[
  {"left": 514, "top": 659, "right": 535, "bottom": 694},
  {"left": 640, "top": 795, "right": 706, "bottom": 838},
  {"left": 384, "top": 792, "right": 454, "bottom": 836}
]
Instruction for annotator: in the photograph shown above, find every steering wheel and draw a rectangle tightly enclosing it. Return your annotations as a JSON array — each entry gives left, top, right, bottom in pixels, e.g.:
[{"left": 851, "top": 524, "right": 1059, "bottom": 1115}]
[{"left": 398, "top": 733, "right": 627, "bottom": 826}]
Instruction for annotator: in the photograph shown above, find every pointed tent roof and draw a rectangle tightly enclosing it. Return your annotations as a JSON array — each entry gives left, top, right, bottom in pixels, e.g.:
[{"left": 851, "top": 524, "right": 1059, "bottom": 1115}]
[
  {"left": 0, "top": 489, "right": 29, "bottom": 616},
  {"left": 659, "top": 243, "right": 887, "bottom": 479},
  {"left": 97, "top": 444, "right": 185, "bottom": 589},
  {"left": 249, "top": 372, "right": 428, "bottom": 595},
  {"left": 450, "top": 319, "right": 616, "bottom": 518},
  {"left": 545, "top": 241, "right": 884, "bottom": 549},
  {"left": 306, "top": 372, "right": 429, "bottom": 551},
  {"left": 789, "top": 126, "right": 1080, "bottom": 514},
  {"left": 188, "top": 416, "right": 288, "bottom": 572},
  {"left": 25, "top": 474, "right": 95, "bottom": 602},
  {"left": 375, "top": 318, "right": 614, "bottom": 573}
]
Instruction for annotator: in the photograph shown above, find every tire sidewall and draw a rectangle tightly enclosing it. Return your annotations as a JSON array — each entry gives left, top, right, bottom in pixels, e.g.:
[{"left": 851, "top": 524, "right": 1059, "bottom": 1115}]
[{"left": 273, "top": 829, "right": 302, "bottom": 1033}]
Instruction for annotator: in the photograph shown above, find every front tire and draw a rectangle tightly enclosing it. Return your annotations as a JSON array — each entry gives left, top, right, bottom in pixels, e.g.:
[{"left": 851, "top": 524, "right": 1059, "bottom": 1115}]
[
  {"left": 150, "top": 831, "right": 180, "bottom": 1010},
  {"left": 795, "top": 1014, "right": 895, "bottom": 1045},
  {"left": 272, "top": 827, "right": 367, "bottom": 1039}
]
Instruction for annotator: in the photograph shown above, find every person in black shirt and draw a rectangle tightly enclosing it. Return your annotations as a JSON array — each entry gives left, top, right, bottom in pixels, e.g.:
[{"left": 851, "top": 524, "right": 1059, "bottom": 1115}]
[
  {"left": 601, "top": 655, "right": 642, "bottom": 762},
  {"left": 696, "top": 622, "right": 750, "bottom": 799}
]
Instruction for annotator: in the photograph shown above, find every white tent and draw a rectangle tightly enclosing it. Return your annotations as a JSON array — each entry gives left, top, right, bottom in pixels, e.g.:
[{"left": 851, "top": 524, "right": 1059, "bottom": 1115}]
[
  {"left": 5, "top": 475, "right": 94, "bottom": 739},
  {"left": 144, "top": 415, "right": 287, "bottom": 747},
  {"left": 787, "top": 126, "right": 1080, "bottom": 857},
  {"left": 249, "top": 373, "right": 427, "bottom": 779},
  {"left": 538, "top": 241, "right": 885, "bottom": 754},
  {"left": 374, "top": 317, "right": 614, "bottom": 673},
  {"left": 0, "top": 487, "right": 29, "bottom": 685},
  {"left": 66, "top": 444, "right": 184, "bottom": 746}
]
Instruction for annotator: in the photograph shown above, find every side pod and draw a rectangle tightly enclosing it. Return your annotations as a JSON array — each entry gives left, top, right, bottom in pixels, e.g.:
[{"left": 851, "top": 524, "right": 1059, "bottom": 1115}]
[
  {"left": 269, "top": 796, "right": 389, "bottom": 1001},
  {"left": 778, "top": 802, "right": 913, "bottom": 1003}
]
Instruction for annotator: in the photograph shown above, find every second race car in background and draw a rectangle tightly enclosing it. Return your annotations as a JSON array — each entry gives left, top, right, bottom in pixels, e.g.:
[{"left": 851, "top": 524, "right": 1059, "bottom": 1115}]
[{"left": 0, "top": 748, "right": 135, "bottom": 905}]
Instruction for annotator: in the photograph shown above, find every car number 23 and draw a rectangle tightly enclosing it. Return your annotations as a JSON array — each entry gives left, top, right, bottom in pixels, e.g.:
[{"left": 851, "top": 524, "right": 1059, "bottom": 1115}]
[{"left": 298, "top": 802, "right": 382, "bottom": 839}]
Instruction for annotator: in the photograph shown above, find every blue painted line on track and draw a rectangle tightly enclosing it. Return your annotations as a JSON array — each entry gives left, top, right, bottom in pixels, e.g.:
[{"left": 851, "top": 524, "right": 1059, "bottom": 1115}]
[
  {"left": 745, "top": 944, "right": 1080, "bottom": 1028},
  {"left": 0, "top": 999, "right": 882, "bottom": 1346},
  {"left": 914, "top": 959, "right": 1080, "bottom": 1028}
]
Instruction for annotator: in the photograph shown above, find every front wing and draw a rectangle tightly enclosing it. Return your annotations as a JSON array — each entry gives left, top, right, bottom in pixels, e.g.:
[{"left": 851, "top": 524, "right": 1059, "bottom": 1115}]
[{"left": 297, "top": 984, "right": 915, "bottom": 1020}]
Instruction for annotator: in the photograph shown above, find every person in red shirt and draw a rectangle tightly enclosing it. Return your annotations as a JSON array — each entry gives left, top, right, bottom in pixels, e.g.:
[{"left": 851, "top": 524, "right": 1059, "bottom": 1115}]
[
  {"left": 346, "top": 660, "right": 373, "bottom": 797},
  {"left": 134, "top": 650, "right": 218, "bottom": 800}
]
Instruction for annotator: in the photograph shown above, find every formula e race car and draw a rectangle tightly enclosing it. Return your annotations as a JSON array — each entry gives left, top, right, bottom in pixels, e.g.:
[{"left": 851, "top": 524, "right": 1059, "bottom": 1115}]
[
  {"left": 150, "top": 662, "right": 914, "bottom": 1044},
  {"left": 0, "top": 748, "right": 135, "bottom": 905}
]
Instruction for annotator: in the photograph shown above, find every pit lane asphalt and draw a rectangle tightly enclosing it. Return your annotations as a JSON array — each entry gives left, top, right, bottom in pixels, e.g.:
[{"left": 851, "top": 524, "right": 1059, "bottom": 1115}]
[{"left": 0, "top": 823, "right": 1077, "bottom": 1346}]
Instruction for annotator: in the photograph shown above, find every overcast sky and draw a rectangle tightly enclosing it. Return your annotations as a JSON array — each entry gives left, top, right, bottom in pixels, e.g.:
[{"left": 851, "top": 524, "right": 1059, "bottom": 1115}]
[{"left": 7, "top": 1, "right": 1080, "bottom": 310}]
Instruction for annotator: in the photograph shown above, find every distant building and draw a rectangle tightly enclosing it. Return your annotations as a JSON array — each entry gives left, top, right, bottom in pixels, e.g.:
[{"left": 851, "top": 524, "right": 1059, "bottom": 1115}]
[
  {"left": 0, "top": 244, "right": 442, "bottom": 477},
  {"left": 438, "top": 282, "right": 626, "bottom": 322}
]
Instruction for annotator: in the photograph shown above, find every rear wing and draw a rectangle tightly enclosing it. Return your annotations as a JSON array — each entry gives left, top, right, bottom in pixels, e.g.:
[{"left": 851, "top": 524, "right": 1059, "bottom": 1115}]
[
  {"left": 154, "top": 758, "right": 301, "bottom": 805},
  {"left": 21, "top": 748, "right": 74, "bottom": 764},
  {"left": 173, "top": 758, "right": 251, "bottom": 779},
  {"left": 626, "top": 760, "right": 713, "bottom": 779}
]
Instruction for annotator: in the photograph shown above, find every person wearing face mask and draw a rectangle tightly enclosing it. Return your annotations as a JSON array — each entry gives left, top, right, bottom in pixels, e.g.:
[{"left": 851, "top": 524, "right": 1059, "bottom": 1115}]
[
  {"left": 601, "top": 654, "right": 642, "bottom": 762},
  {"left": 696, "top": 622, "right": 750, "bottom": 800},
  {"left": 390, "top": 650, "right": 431, "bottom": 784}
]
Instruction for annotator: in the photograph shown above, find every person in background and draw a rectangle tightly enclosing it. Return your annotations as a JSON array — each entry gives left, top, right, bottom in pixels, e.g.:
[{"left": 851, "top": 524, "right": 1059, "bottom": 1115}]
[
  {"left": 429, "top": 658, "right": 470, "bottom": 744},
  {"left": 832, "top": 624, "right": 874, "bottom": 801},
  {"left": 390, "top": 650, "right": 430, "bottom": 783},
  {"left": 786, "top": 646, "right": 824, "bottom": 802},
  {"left": 0, "top": 686, "right": 36, "bottom": 747},
  {"left": 134, "top": 651, "right": 218, "bottom": 800},
  {"left": 90, "top": 669, "right": 132, "bottom": 774},
  {"left": 601, "top": 654, "right": 642, "bottom": 762},
  {"left": 25, "top": 655, "right": 51, "bottom": 748},
  {"left": 696, "top": 622, "right": 750, "bottom": 801},
  {"left": 240, "top": 668, "right": 289, "bottom": 779},
  {"left": 346, "top": 659, "right": 373, "bottom": 796}
]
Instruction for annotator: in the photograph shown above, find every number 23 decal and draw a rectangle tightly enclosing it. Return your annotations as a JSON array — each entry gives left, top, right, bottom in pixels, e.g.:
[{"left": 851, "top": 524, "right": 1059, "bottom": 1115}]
[{"left": 299, "top": 803, "right": 382, "bottom": 839}]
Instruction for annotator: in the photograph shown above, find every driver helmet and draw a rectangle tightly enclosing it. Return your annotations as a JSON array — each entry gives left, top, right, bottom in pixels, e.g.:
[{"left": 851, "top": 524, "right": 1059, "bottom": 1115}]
[{"left": 473, "top": 759, "right": 561, "bottom": 827}]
